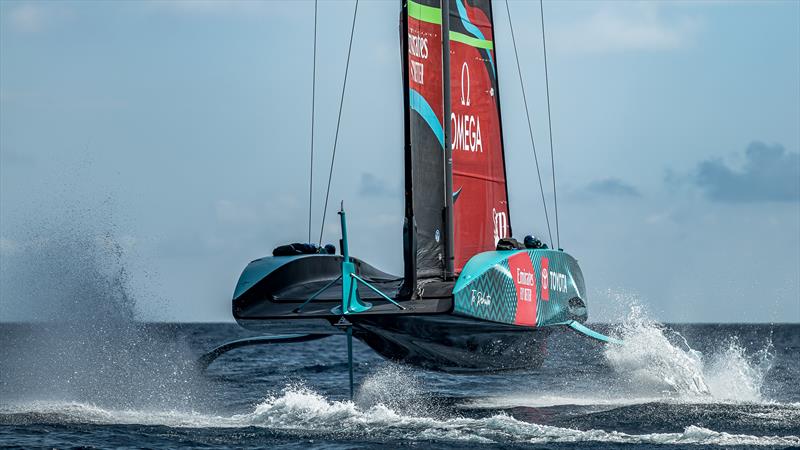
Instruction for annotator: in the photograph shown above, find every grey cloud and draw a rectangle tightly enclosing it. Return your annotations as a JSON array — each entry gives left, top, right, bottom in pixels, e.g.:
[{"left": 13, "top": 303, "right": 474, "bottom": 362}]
[
  {"left": 694, "top": 142, "right": 799, "bottom": 203},
  {"left": 575, "top": 178, "right": 641, "bottom": 199},
  {"left": 359, "top": 173, "right": 398, "bottom": 197},
  {"left": 552, "top": 7, "right": 701, "bottom": 54}
]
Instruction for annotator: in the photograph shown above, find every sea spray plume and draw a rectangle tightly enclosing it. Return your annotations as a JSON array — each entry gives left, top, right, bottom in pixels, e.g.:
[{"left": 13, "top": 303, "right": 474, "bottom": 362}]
[
  {"left": 0, "top": 202, "right": 208, "bottom": 410},
  {"left": 354, "top": 363, "right": 443, "bottom": 417},
  {"left": 604, "top": 303, "right": 712, "bottom": 397},
  {"left": 705, "top": 337, "right": 774, "bottom": 402},
  {"left": 602, "top": 297, "right": 775, "bottom": 402}
]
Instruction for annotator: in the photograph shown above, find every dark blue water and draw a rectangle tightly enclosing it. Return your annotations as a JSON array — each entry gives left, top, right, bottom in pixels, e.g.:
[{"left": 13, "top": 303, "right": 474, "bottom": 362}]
[{"left": 1, "top": 319, "right": 798, "bottom": 449}]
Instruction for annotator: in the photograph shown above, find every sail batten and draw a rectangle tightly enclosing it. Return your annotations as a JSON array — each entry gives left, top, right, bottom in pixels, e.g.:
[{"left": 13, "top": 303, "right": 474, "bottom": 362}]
[{"left": 452, "top": 171, "right": 506, "bottom": 183}]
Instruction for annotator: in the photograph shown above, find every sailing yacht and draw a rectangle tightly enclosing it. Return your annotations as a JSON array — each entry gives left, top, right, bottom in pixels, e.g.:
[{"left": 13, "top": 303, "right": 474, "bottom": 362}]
[{"left": 217, "top": 0, "right": 612, "bottom": 376}]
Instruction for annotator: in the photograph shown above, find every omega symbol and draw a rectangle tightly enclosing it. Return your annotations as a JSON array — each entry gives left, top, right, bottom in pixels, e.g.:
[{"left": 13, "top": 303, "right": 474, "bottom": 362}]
[{"left": 460, "top": 62, "right": 471, "bottom": 106}]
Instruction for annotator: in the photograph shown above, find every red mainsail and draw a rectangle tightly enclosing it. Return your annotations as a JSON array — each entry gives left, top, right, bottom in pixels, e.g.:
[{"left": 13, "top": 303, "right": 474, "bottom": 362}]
[{"left": 448, "top": 0, "right": 511, "bottom": 272}]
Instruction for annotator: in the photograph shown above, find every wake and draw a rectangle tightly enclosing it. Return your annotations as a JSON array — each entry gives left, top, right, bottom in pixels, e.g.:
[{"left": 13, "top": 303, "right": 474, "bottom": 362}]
[{"left": 2, "top": 388, "right": 798, "bottom": 446}]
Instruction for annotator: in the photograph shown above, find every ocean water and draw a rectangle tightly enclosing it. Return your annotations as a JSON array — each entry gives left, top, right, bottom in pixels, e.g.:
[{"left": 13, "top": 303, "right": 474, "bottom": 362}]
[
  {"left": 0, "top": 221, "right": 798, "bottom": 448},
  {"left": 1, "top": 319, "right": 798, "bottom": 449}
]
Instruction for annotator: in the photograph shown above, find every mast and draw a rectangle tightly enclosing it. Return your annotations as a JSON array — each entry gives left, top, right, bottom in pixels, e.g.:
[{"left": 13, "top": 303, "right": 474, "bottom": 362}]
[
  {"left": 400, "top": 0, "right": 416, "bottom": 297},
  {"left": 441, "top": 0, "right": 455, "bottom": 280},
  {"left": 402, "top": 0, "right": 448, "bottom": 287}
]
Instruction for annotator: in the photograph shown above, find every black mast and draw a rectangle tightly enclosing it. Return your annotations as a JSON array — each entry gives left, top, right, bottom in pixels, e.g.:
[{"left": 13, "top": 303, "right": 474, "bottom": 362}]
[
  {"left": 399, "top": 1, "right": 416, "bottom": 298},
  {"left": 441, "top": 0, "right": 455, "bottom": 280},
  {"left": 401, "top": 0, "right": 451, "bottom": 289}
]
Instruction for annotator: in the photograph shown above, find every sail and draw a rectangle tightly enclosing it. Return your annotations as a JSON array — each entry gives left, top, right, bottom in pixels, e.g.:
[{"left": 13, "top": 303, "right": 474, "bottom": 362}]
[
  {"left": 448, "top": 0, "right": 511, "bottom": 272},
  {"left": 403, "top": 0, "right": 447, "bottom": 279}
]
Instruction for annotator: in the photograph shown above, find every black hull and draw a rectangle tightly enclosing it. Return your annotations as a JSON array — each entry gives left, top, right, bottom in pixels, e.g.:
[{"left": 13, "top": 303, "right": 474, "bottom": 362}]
[
  {"left": 232, "top": 253, "right": 581, "bottom": 373},
  {"left": 232, "top": 255, "right": 452, "bottom": 324},
  {"left": 237, "top": 312, "right": 550, "bottom": 374},
  {"left": 354, "top": 314, "right": 550, "bottom": 373}
]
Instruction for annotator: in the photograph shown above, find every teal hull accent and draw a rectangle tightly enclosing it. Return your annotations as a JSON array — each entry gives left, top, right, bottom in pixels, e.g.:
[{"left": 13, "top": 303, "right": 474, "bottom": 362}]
[
  {"left": 453, "top": 249, "right": 587, "bottom": 327},
  {"left": 233, "top": 255, "right": 316, "bottom": 300}
]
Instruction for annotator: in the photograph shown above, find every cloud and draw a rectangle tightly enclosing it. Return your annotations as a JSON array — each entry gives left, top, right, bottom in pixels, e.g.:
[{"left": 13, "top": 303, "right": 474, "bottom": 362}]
[
  {"left": 553, "top": 5, "right": 700, "bottom": 54},
  {"left": 7, "top": 4, "right": 46, "bottom": 32},
  {"left": 693, "top": 142, "right": 799, "bottom": 203},
  {"left": 4, "top": 3, "right": 68, "bottom": 33},
  {"left": 358, "top": 173, "right": 398, "bottom": 197},
  {"left": 574, "top": 178, "right": 641, "bottom": 199},
  {"left": 214, "top": 199, "right": 260, "bottom": 226}
]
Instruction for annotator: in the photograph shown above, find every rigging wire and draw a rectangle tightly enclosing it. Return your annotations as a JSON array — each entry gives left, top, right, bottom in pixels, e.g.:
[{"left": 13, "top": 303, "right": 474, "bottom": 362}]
[
  {"left": 308, "top": 0, "right": 318, "bottom": 244},
  {"left": 504, "top": 0, "right": 553, "bottom": 248},
  {"left": 539, "top": 0, "right": 560, "bottom": 250},
  {"left": 318, "top": 0, "right": 359, "bottom": 246}
]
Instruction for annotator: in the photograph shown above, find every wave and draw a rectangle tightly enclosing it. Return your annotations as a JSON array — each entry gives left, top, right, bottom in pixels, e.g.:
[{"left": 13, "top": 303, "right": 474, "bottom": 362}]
[{"left": 2, "top": 388, "right": 798, "bottom": 446}]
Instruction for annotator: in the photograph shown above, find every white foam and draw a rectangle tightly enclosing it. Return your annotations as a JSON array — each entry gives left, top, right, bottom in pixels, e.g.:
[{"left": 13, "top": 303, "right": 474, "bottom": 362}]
[
  {"left": 603, "top": 302, "right": 775, "bottom": 403},
  {"left": 704, "top": 338, "right": 773, "bottom": 402},
  {"left": 468, "top": 301, "right": 779, "bottom": 411},
  {"left": 605, "top": 304, "right": 711, "bottom": 398},
  {"left": 464, "top": 393, "right": 665, "bottom": 409},
  {"left": 2, "top": 390, "right": 798, "bottom": 446},
  {"left": 354, "top": 364, "right": 437, "bottom": 415}
]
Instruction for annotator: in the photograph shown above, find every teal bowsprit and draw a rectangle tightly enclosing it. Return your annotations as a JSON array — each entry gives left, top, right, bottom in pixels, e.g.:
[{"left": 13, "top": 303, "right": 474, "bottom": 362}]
[{"left": 564, "top": 321, "right": 623, "bottom": 345}]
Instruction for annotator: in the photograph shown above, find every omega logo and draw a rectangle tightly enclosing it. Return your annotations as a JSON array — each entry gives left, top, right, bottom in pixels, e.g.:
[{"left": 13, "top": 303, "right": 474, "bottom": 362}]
[{"left": 460, "top": 62, "right": 471, "bottom": 106}]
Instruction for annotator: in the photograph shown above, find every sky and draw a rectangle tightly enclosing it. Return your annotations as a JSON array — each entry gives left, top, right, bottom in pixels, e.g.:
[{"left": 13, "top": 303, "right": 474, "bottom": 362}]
[{"left": 0, "top": 0, "right": 798, "bottom": 323}]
